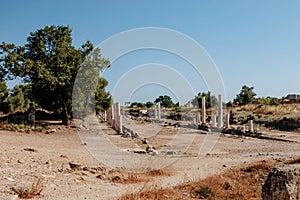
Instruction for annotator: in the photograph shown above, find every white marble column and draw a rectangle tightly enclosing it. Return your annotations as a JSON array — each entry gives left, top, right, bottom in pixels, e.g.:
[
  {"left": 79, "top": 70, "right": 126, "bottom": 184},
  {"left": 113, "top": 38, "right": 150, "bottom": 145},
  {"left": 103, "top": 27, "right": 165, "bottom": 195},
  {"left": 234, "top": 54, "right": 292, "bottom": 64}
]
[{"left": 218, "top": 94, "right": 223, "bottom": 128}]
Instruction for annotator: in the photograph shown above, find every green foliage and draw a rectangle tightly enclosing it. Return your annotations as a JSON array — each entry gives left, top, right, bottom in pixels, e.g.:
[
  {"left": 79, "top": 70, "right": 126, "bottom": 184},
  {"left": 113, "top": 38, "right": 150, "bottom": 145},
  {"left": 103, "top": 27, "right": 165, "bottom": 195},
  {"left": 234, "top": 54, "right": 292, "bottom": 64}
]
[
  {"left": 130, "top": 102, "right": 146, "bottom": 108},
  {"left": 261, "top": 96, "right": 280, "bottom": 106},
  {"left": 95, "top": 78, "right": 112, "bottom": 114},
  {"left": 194, "top": 185, "right": 213, "bottom": 198},
  {"left": 234, "top": 85, "right": 256, "bottom": 105},
  {"left": 192, "top": 91, "right": 217, "bottom": 109},
  {"left": 0, "top": 42, "right": 23, "bottom": 80},
  {"left": 145, "top": 101, "right": 154, "bottom": 108},
  {"left": 72, "top": 47, "right": 111, "bottom": 118},
  {"left": 154, "top": 95, "right": 175, "bottom": 108},
  {"left": 0, "top": 81, "right": 9, "bottom": 113},
  {"left": 1, "top": 25, "right": 110, "bottom": 125},
  {"left": 8, "top": 84, "right": 33, "bottom": 112}
]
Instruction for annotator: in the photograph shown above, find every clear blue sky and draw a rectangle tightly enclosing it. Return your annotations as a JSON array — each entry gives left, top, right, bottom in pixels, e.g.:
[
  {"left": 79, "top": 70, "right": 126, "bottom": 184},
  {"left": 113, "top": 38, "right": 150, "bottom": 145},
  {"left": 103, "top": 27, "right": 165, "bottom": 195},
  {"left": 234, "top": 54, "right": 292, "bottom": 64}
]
[{"left": 1, "top": 0, "right": 300, "bottom": 103}]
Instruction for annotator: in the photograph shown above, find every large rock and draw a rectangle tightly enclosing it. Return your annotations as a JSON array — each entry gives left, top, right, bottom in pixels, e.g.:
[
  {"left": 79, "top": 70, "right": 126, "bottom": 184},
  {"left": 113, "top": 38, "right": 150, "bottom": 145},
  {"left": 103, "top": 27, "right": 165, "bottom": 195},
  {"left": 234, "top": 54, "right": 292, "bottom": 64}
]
[{"left": 262, "top": 164, "right": 300, "bottom": 200}]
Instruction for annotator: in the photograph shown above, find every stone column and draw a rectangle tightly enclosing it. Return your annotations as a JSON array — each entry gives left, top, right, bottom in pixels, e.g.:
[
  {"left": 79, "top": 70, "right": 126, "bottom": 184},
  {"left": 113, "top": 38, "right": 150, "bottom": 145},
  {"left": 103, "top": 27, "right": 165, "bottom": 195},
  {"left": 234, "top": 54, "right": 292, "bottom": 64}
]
[
  {"left": 248, "top": 120, "right": 254, "bottom": 132},
  {"left": 211, "top": 115, "right": 217, "bottom": 127},
  {"left": 113, "top": 103, "right": 118, "bottom": 130},
  {"left": 104, "top": 110, "right": 107, "bottom": 122},
  {"left": 225, "top": 113, "right": 230, "bottom": 129},
  {"left": 201, "top": 97, "right": 206, "bottom": 124},
  {"left": 218, "top": 94, "right": 223, "bottom": 128},
  {"left": 116, "top": 103, "right": 122, "bottom": 133},
  {"left": 157, "top": 102, "right": 161, "bottom": 120},
  {"left": 154, "top": 105, "right": 158, "bottom": 119},
  {"left": 196, "top": 111, "right": 201, "bottom": 124},
  {"left": 107, "top": 107, "right": 112, "bottom": 126}
]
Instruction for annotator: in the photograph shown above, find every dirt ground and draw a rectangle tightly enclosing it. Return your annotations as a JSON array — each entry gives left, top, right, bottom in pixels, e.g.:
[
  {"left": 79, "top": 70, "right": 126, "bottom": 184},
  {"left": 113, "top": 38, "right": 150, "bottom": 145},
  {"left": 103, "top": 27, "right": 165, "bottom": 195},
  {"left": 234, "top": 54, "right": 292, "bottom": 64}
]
[{"left": 0, "top": 119, "right": 299, "bottom": 199}]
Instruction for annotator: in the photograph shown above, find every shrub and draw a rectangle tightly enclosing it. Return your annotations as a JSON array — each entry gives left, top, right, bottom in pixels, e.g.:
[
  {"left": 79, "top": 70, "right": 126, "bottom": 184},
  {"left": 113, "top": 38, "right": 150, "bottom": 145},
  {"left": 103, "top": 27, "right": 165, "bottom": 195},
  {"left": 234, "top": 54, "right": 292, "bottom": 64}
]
[{"left": 194, "top": 184, "right": 213, "bottom": 198}]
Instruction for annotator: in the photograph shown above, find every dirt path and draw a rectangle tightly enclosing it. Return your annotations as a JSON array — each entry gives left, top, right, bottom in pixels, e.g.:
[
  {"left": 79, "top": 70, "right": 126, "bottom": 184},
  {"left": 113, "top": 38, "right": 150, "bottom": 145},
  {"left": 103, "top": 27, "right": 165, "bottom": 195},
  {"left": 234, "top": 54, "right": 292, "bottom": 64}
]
[{"left": 0, "top": 121, "right": 299, "bottom": 199}]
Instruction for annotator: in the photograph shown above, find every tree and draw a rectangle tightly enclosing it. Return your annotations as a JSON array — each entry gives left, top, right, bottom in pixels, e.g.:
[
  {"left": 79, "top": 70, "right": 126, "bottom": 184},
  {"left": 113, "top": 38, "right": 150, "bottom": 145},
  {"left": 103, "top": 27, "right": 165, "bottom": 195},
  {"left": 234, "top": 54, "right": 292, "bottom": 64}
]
[
  {"left": 192, "top": 91, "right": 218, "bottom": 109},
  {"left": 8, "top": 84, "right": 33, "bottom": 112},
  {"left": 234, "top": 85, "right": 256, "bottom": 105},
  {"left": 0, "top": 81, "right": 9, "bottom": 113},
  {"left": 145, "top": 101, "right": 154, "bottom": 108},
  {"left": 129, "top": 102, "right": 145, "bottom": 108},
  {"left": 95, "top": 78, "right": 112, "bottom": 114},
  {"left": 154, "top": 95, "right": 174, "bottom": 108},
  {"left": 260, "top": 96, "right": 280, "bottom": 106},
  {"left": 1, "top": 25, "right": 110, "bottom": 125},
  {"left": 0, "top": 43, "right": 22, "bottom": 81}
]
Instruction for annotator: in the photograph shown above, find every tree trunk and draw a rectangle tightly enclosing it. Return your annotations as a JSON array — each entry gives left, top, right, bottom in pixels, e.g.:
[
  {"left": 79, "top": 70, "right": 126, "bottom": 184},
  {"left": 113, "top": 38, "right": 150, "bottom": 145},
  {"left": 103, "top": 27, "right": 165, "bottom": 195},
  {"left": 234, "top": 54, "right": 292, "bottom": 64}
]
[{"left": 62, "top": 103, "right": 69, "bottom": 126}]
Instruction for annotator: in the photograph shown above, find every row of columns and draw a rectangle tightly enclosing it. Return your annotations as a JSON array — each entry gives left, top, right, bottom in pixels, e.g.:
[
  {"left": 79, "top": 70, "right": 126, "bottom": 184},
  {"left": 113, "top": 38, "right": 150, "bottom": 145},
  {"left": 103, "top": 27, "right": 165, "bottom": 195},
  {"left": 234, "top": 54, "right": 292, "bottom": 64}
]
[
  {"left": 105, "top": 95, "right": 254, "bottom": 133},
  {"left": 195, "top": 95, "right": 223, "bottom": 128}
]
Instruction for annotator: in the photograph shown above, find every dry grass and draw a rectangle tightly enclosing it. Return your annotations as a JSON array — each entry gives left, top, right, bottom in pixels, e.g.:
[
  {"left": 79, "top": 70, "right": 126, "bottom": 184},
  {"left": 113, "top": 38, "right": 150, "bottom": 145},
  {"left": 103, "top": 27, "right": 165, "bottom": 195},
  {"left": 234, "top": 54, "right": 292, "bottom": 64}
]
[
  {"left": 111, "top": 168, "right": 173, "bottom": 184},
  {"left": 119, "top": 157, "right": 300, "bottom": 200},
  {"left": 118, "top": 184, "right": 177, "bottom": 200},
  {"left": 11, "top": 178, "right": 44, "bottom": 199},
  {"left": 235, "top": 103, "right": 300, "bottom": 116}
]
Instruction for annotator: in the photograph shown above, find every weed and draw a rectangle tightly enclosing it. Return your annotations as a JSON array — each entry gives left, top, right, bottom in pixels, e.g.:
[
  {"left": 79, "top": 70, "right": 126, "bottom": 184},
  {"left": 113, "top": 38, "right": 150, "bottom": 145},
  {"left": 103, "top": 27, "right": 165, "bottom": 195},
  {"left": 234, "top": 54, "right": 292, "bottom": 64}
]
[
  {"left": 11, "top": 178, "right": 44, "bottom": 199},
  {"left": 194, "top": 184, "right": 213, "bottom": 198}
]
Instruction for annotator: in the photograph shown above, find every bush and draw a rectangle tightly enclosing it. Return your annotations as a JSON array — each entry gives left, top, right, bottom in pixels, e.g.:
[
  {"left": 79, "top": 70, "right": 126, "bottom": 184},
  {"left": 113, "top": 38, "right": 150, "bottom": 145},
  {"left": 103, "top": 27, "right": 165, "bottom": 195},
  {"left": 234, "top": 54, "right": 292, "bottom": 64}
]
[{"left": 195, "top": 184, "right": 213, "bottom": 198}]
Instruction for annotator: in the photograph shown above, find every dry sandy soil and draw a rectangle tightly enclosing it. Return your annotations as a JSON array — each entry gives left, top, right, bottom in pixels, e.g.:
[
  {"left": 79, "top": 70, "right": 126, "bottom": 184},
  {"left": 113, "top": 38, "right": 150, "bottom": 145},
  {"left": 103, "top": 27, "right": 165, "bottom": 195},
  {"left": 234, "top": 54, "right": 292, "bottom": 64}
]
[{"left": 0, "top": 118, "right": 299, "bottom": 199}]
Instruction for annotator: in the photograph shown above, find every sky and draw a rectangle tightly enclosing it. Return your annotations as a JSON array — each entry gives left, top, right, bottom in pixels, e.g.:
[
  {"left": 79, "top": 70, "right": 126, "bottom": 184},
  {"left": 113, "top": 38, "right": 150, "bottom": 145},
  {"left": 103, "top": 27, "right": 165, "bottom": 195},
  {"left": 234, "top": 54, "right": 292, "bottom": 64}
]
[{"left": 1, "top": 0, "right": 300, "bottom": 104}]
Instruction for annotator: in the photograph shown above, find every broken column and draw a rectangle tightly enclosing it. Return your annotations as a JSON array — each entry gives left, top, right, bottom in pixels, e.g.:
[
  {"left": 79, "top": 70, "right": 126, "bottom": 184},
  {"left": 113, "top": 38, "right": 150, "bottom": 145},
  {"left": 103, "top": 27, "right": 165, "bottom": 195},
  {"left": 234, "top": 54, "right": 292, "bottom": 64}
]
[
  {"left": 248, "top": 120, "right": 254, "bottom": 132},
  {"left": 225, "top": 113, "right": 230, "bottom": 129},
  {"left": 201, "top": 97, "right": 206, "bottom": 124},
  {"left": 218, "top": 94, "right": 223, "bottom": 128}
]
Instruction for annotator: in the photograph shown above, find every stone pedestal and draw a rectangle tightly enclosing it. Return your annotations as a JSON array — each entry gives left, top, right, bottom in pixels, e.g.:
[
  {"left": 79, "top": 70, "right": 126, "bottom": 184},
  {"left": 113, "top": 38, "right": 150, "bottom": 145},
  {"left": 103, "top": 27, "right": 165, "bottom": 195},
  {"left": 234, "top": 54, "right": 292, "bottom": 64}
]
[{"left": 248, "top": 120, "right": 254, "bottom": 132}]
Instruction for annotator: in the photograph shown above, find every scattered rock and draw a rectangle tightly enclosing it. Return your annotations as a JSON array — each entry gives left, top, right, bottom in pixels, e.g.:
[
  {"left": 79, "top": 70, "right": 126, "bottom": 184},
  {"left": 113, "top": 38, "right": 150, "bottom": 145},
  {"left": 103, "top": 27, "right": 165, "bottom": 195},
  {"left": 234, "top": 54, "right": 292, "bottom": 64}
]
[
  {"left": 69, "top": 161, "right": 82, "bottom": 170},
  {"left": 133, "top": 149, "right": 147, "bottom": 154},
  {"left": 6, "top": 177, "right": 14, "bottom": 182},
  {"left": 166, "top": 151, "right": 176, "bottom": 155},
  {"left": 46, "top": 129, "right": 57, "bottom": 134},
  {"left": 23, "top": 148, "right": 37, "bottom": 152},
  {"left": 83, "top": 167, "right": 89, "bottom": 171},
  {"left": 262, "top": 164, "right": 300, "bottom": 200},
  {"left": 142, "top": 138, "right": 148, "bottom": 144},
  {"left": 146, "top": 145, "right": 154, "bottom": 153},
  {"left": 60, "top": 154, "right": 68, "bottom": 159},
  {"left": 112, "top": 175, "right": 121, "bottom": 183},
  {"left": 96, "top": 174, "right": 105, "bottom": 179}
]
